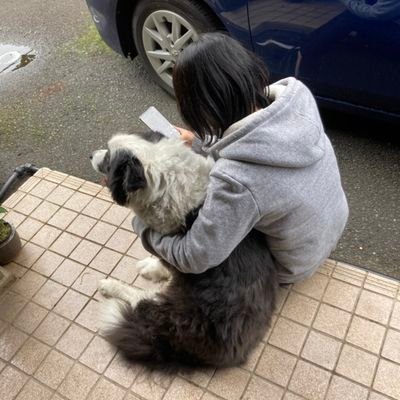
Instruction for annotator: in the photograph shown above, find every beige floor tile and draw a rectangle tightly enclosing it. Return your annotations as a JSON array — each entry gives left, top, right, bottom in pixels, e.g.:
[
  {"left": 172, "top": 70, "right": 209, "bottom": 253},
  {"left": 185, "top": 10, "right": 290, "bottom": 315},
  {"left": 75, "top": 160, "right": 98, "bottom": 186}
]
[
  {"left": 301, "top": 330, "right": 341, "bottom": 370},
  {"left": 86, "top": 221, "right": 117, "bottom": 245},
  {"left": 11, "top": 337, "right": 50, "bottom": 374},
  {"left": 33, "top": 312, "right": 70, "bottom": 345},
  {"left": 4, "top": 210, "right": 26, "bottom": 227},
  {"left": 14, "top": 194, "right": 42, "bottom": 215},
  {"left": 256, "top": 344, "right": 297, "bottom": 387},
  {"left": 106, "top": 229, "right": 137, "bottom": 253},
  {"left": 63, "top": 191, "right": 92, "bottom": 212},
  {"left": 131, "top": 372, "right": 167, "bottom": 400},
  {"left": 52, "top": 259, "right": 85, "bottom": 286},
  {"left": 283, "top": 393, "right": 303, "bottom": 400},
  {"left": 336, "top": 344, "right": 378, "bottom": 386},
  {"left": 46, "top": 186, "right": 75, "bottom": 206},
  {"left": 323, "top": 279, "right": 360, "bottom": 312},
  {"left": 12, "top": 270, "right": 47, "bottom": 298},
  {"left": 32, "top": 250, "right": 65, "bottom": 277},
  {"left": 78, "top": 181, "right": 102, "bottom": 196},
  {"left": 0, "top": 325, "right": 28, "bottom": 360},
  {"left": 4, "top": 262, "right": 27, "bottom": 278},
  {"left": 56, "top": 324, "right": 93, "bottom": 359},
  {"left": 369, "top": 392, "right": 392, "bottom": 400},
  {"left": 35, "top": 349, "right": 73, "bottom": 389},
  {"left": 69, "top": 240, "right": 102, "bottom": 265},
  {"left": 364, "top": 273, "right": 399, "bottom": 298},
  {"left": 30, "top": 201, "right": 60, "bottom": 222},
  {"left": 80, "top": 336, "right": 117, "bottom": 373},
  {"left": 381, "top": 329, "right": 400, "bottom": 364},
  {"left": 127, "top": 239, "right": 152, "bottom": 260},
  {"left": 0, "top": 290, "right": 28, "bottom": 322},
  {"left": 313, "top": 303, "right": 352, "bottom": 339},
  {"left": 243, "top": 376, "right": 284, "bottom": 400},
  {"left": 104, "top": 352, "right": 141, "bottom": 388},
  {"left": 0, "top": 366, "right": 29, "bottom": 400},
  {"left": 164, "top": 377, "right": 204, "bottom": 400},
  {"left": 179, "top": 368, "right": 215, "bottom": 388},
  {"left": 208, "top": 367, "right": 250, "bottom": 400},
  {"left": 31, "top": 224, "right": 62, "bottom": 248},
  {"left": 75, "top": 299, "right": 101, "bottom": 332},
  {"left": 33, "top": 279, "right": 67, "bottom": 309},
  {"left": 268, "top": 317, "right": 308, "bottom": 355},
  {"left": 13, "top": 242, "right": 45, "bottom": 267},
  {"left": 202, "top": 394, "right": 222, "bottom": 400},
  {"left": 50, "top": 232, "right": 81, "bottom": 257},
  {"left": 13, "top": 302, "right": 48, "bottom": 334},
  {"left": 121, "top": 214, "right": 135, "bottom": 230},
  {"left": 82, "top": 198, "right": 111, "bottom": 218},
  {"left": 58, "top": 363, "right": 99, "bottom": 400},
  {"left": 18, "top": 176, "right": 42, "bottom": 193},
  {"left": 66, "top": 214, "right": 97, "bottom": 237},
  {"left": 48, "top": 208, "right": 78, "bottom": 230},
  {"left": 293, "top": 273, "right": 329, "bottom": 300},
  {"left": 281, "top": 292, "right": 319, "bottom": 325},
  {"left": 30, "top": 180, "right": 57, "bottom": 199},
  {"left": 373, "top": 359, "right": 400, "bottom": 399},
  {"left": 16, "top": 379, "right": 53, "bottom": 400},
  {"left": 111, "top": 256, "right": 139, "bottom": 284},
  {"left": 54, "top": 289, "right": 89, "bottom": 320},
  {"left": 45, "top": 170, "right": 68, "bottom": 184},
  {"left": 89, "top": 248, "right": 122, "bottom": 274},
  {"left": 87, "top": 378, "right": 127, "bottom": 400},
  {"left": 2, "top": 190, "right": 25, "bottom": 208},
  {"left": 390, "top": 301, "right": 400, "bottom": 330},
  {"left": 288, "top": 360, "right": 331, "bottom": 400},
  {"left": 101, "top": 204, "right": 131, "bottom": 226},
  {"left": 243, "top": 341, "right": 264, "bottom": 371},
  {"left": 325, "top": 375, "right": 368, "bottom": 400},
  {"left": 355, "top": 290, "right": 394, "bottom": 325},
  {"left": 17, "top": 218, "right": 44, "bottom": 240},
  {"left": 63, "top": 175, "right": 85, "bottom": 190},
  {"left": 72, "top": 267, "right": 106, "bottom": 296},
  {"left": 125, "top": 393, "right": 142, "bottom": 400},
  {"left": 333, "top": 262, "right": 366, "bottom": 287},
  {"left": 346, "top": 316, "right": 386, "bottom": 354},
  {"left": 275, "top": 287, "right": 290, "bottom": 313}
]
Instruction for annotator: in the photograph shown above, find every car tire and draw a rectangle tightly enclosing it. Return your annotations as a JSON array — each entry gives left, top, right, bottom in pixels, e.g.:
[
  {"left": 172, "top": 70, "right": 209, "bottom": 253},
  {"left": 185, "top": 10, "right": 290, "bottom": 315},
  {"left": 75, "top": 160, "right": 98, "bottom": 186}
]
[{"left": 133, "top": 0, "right": 222, "bottom": 95}]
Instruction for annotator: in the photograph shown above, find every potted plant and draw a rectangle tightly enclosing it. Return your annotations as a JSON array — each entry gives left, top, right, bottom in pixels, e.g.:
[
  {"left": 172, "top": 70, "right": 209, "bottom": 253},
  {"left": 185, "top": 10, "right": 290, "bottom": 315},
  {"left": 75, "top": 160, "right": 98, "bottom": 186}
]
[{"left": 0, "top": 206, "right": 22, "bottom": 265}]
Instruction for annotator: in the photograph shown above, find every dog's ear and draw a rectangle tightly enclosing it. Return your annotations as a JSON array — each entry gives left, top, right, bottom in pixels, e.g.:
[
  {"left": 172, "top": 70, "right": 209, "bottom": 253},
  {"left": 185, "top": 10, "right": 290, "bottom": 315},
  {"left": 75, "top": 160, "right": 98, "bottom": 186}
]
[{"left": 107, "top": 150, "right": 147, "bottom": 205}]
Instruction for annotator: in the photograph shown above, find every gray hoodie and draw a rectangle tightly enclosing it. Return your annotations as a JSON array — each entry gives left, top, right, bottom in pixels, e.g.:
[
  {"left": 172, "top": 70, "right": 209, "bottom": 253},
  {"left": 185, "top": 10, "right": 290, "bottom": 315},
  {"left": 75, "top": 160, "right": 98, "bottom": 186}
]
[{"left": 134, "top": 77, "right": 349, "bottom": 283}]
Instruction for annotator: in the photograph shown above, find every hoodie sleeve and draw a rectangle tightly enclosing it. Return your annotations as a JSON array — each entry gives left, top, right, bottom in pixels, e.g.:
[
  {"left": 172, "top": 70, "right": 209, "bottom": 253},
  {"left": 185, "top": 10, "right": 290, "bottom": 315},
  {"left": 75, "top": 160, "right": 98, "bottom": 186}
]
[{"left": 132, "top": 172, "right": 261, "bottom": 274}]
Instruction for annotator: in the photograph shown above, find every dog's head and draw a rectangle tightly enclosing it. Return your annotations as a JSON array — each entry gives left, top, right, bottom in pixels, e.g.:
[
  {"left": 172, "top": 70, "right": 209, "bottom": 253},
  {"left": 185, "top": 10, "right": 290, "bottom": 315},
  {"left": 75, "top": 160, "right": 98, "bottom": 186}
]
[{"left": 91, "top": 133, "right": 159, "bottom": 206}]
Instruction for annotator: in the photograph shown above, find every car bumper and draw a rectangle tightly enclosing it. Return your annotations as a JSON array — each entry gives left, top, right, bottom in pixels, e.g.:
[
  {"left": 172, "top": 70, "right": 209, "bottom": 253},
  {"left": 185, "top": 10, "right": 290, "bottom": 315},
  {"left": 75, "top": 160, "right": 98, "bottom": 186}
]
[{"left": 85, "top": 0, "right": 124, "bottom": 55}]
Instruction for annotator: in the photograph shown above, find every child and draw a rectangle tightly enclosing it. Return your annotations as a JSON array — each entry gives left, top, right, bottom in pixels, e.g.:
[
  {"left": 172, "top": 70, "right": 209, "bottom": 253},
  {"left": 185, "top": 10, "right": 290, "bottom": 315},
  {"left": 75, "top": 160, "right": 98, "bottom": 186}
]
[{"left": 133, "top": 32, "right": 349, "bottom": 284}]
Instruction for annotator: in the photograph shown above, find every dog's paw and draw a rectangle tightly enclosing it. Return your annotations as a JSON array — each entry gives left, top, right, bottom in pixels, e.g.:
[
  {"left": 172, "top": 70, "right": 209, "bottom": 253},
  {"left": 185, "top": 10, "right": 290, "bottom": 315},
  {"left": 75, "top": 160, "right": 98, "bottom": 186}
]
[
  {"left": 98, "top": 279, "right": 121, "bottom": 298},
  {"left": 136, "top": 258, "right": 171, "bottom": 282}
]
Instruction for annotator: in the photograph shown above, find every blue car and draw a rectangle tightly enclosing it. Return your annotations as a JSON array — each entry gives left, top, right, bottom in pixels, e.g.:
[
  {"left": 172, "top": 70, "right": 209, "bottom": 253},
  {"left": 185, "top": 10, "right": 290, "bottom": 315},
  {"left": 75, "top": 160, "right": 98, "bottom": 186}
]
[{"left": 85, "top": 0, "right": 400, "bottom": 120}]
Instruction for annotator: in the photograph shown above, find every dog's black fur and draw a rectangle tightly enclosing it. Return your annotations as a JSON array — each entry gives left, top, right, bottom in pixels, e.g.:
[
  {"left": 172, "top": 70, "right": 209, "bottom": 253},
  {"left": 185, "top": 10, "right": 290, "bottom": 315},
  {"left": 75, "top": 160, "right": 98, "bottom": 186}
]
[{"left": 101, "top": 133, "right": 278, "bottom": 371}]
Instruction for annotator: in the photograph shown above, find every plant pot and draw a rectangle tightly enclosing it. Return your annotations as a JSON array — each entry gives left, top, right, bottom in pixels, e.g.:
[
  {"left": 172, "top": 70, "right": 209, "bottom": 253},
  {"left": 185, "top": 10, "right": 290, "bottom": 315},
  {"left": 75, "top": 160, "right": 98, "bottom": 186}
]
[{"left": 0, "top": 222, "right": 21, "bottom": 265}]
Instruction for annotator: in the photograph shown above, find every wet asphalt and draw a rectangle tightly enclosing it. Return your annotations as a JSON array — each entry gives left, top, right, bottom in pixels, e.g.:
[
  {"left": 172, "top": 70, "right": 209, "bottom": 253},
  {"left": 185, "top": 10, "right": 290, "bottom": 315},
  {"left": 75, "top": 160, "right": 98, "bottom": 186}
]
[{"left": 0, "top": 0, "right": 399, "bottom": 278}]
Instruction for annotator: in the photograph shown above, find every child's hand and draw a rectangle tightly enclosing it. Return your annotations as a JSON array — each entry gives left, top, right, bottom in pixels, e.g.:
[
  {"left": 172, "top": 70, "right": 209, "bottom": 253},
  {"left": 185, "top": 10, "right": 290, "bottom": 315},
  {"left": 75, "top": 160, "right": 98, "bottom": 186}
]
[{"left": 175, "top": 126, "right": 195, "bottom": 147}]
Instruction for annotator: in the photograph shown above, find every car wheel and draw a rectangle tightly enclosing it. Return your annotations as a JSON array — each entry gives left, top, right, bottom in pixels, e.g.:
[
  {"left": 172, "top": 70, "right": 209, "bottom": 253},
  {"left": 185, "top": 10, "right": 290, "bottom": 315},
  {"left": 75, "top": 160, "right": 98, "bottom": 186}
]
[{"left": 133, "top": 0, "right": 221, "bottom": 95}]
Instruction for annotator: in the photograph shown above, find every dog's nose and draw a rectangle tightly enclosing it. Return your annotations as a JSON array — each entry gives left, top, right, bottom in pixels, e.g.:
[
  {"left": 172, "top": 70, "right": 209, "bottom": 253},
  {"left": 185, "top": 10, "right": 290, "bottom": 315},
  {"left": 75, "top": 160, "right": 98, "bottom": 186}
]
[{"left": 90, "top": 153, "right": 94, "bottom": 160}]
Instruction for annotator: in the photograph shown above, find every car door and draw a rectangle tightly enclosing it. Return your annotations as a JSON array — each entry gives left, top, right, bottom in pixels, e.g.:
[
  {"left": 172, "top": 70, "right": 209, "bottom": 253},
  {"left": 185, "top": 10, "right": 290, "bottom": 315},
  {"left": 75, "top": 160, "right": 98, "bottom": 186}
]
[{"left": 248, "top": 0, "right": 400, "bottom": 115}]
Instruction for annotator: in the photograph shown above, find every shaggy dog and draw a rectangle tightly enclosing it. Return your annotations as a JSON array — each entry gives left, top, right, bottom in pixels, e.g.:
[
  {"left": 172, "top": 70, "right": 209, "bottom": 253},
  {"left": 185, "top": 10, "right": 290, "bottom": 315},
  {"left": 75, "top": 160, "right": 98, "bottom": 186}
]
[{"left": 91, "top": 132, "right": 278, "bottom": 371}]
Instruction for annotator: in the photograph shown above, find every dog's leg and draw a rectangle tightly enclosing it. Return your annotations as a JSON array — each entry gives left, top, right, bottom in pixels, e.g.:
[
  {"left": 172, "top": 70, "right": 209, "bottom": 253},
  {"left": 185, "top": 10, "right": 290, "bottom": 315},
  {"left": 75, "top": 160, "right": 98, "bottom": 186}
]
[
  {"left": 98, "top": 279, "right": 152, "bottom": 307},
  {"left": 136, "top": 257, "right": 171, "bottom": 282}
]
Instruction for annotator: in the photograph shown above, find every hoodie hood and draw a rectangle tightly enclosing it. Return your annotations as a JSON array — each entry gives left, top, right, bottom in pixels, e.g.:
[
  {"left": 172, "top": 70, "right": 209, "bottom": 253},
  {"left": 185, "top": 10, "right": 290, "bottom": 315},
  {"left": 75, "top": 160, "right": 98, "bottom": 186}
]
[{"left": 208, "top": 77, "right": 326, "bottom": 168}]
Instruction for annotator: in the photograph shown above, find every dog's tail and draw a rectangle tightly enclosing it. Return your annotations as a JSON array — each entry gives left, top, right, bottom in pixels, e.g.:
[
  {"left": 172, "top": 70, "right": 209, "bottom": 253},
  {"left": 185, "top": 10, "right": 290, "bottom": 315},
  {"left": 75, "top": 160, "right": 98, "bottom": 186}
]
[{"left": 100, "top": 298, "right": 199, "bottom": 372}]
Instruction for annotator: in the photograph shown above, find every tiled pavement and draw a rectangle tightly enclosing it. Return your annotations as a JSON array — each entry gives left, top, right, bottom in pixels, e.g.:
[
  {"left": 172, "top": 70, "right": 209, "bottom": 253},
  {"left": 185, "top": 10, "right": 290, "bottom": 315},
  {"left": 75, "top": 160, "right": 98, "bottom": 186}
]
[{"left": 1, "top": 168, "right": 400, "bottom": 400}]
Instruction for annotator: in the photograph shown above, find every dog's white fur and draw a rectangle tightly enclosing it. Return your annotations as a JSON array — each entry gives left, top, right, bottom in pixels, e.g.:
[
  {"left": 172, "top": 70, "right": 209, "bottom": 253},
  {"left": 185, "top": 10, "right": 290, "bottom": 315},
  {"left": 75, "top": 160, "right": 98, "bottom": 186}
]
[
  {"left": 136, "top": 257, "right": 171, "bottom": 282},
  {"left": 105, "top": 134, "right": 213, "bottom": 234}
]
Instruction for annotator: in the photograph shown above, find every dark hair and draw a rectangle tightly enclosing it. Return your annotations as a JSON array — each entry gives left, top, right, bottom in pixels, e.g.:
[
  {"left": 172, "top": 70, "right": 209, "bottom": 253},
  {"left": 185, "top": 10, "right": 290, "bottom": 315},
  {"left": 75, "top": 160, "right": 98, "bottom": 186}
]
[{"left": 173, "top": 32, "right": 271, "bottom": 143}]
